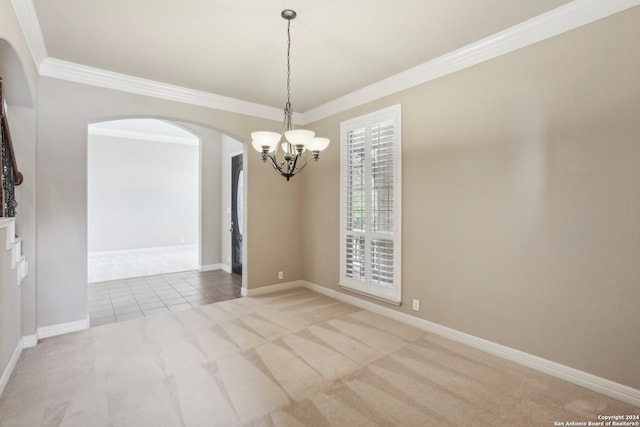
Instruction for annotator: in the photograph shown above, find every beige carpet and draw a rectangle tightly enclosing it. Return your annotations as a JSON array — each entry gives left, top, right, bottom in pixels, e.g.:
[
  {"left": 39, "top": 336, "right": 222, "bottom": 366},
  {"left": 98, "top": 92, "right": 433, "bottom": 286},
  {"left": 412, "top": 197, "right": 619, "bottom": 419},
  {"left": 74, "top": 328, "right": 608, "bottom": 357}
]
[{"left": 0, "top": 288, "right": 636, "bottom": 426}]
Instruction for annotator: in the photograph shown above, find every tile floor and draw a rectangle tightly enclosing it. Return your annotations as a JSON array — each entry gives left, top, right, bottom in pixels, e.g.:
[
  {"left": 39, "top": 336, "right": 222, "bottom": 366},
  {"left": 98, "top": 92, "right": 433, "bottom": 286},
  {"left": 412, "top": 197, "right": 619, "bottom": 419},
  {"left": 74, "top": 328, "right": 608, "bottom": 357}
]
[{"left": 88, "top": 270, "right": 241, "bottom": 327}]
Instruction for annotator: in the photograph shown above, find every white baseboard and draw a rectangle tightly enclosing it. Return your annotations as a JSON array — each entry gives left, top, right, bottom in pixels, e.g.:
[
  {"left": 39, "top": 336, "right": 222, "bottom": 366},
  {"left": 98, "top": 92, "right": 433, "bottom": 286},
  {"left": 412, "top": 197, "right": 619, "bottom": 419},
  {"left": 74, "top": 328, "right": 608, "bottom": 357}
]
[
  {"left": 7, "top": 280, "right": 636, "bottom": 406},
  {"left": 241, "top": 280, "right": 304, "bottom": 297},
  {"left": 0, "top": 338, "right": 23, "bottom": 398},
  {"left": 198, "top": 263, "right": 225, "bottom": 272},
  {"left": 37, "top": 315, "right": 90, "bottom": 339},
  {"left": 88, "top": 244, "right": 197, "bottom": 257},
  {"left": 301, "top": 281, "right": 640, "bottom": 408},
  {"left": 22, "top": 334, "right": 38, "bottom": 348},
  {"left": 1, "top": 316, "right": 90, "bottom": 398},
  {"left": 0, "top": 323, "right": 89, "bottom": 399}
]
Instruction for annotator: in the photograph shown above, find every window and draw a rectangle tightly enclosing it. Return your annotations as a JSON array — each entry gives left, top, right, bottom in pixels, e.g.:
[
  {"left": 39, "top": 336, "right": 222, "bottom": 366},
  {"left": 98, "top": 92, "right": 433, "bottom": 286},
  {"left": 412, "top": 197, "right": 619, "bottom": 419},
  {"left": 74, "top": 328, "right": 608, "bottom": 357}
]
[{"left": 340, "top": 105, "right": 402, "bottom": 305}]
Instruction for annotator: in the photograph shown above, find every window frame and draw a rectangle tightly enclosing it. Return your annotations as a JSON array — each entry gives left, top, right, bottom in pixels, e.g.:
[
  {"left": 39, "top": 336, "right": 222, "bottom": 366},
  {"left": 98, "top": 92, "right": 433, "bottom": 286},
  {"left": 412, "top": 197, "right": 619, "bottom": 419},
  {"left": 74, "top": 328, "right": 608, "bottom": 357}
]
[{"left": 339, "top": 104, "right": 402, "bottom": 305}]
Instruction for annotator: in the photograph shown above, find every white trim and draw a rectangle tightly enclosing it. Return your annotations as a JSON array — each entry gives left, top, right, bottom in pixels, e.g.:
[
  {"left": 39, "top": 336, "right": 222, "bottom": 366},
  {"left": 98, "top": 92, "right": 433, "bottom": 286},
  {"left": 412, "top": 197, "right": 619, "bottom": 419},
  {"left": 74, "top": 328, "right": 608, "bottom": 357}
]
[
  {"left": 241, "top": 280, "right": 304, "bottom": 297},
  {"left": 88, "top": 245, "right": 198, "bottom": 283},
  {"left": 17, "top": 256, "right": 28, "bottom": 283},
  {"left": 1, "top": 218, "right": 16, "bottom": 250},
  {"left": 39, "top": 57, "right": 285, "bottom": 122},
  {"left": 1, "top": 219, "right": 28, "bottom": 284},
  {"left": 0, "top": 338, "right": 22, "bottom": 398},
  {"left": 22, "top": 334, "right": 38, "bottom": 348},
  {"left": 301, "top": 281, "right": 640, "bottom": 407},
  {"left": 0, "top": 334, "right": 40, "bottom": 398},
  {"left": 236, "top": 278, "right": 640, "bottom": 405},
  {"left": 5, "top": 279, "right": 636, "bottom": 405},
  {"left": 11, "top": 0, "right": 640, "bottom": 123},
  {"left": 339, "top": 283, "right": 401, "bottom": 306},
  {"left": 88, "top": 244, "right": 197, "bottom": 257},
  {"left": 9, "top": 0, "right": 48, "bottom": 67},
  {"left": 11, "top": 238, "right": 21, "bottom": 267},
  {"left": 37, "top": 316, "right": 90, "bottom": 339},
  {"left": 88, "top": 126, "right": 199, "bottom": 146},
  {"left": 300, "top": 0, "right": 640, "bottom": 123},
  {"left": 198, "top": 263, "right": 225, "bottom": 272}
]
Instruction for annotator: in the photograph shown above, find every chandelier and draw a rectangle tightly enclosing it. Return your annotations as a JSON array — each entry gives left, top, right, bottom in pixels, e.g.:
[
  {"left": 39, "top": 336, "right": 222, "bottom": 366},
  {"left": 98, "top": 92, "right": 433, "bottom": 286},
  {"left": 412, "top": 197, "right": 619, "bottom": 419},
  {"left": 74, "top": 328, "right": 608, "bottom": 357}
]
[{"left": 251, "top": 9, "right": 330, "bottom": 181}]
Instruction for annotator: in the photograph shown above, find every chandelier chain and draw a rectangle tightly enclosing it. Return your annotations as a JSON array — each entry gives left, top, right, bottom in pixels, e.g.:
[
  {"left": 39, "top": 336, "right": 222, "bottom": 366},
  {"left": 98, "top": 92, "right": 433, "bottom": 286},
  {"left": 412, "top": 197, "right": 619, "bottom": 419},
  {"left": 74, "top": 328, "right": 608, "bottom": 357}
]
[{"left": 286, "top": 18, "right": 291, "bottom": 110}]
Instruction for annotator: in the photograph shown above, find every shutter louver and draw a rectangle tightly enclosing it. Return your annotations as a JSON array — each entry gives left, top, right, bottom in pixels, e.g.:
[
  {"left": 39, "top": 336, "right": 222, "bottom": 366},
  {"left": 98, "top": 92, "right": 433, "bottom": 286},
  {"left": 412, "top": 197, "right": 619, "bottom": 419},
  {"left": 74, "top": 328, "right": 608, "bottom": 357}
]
[
  {"left": 371, "top": 239, "right": 394, "bottom": 288},
  {"left": 340, "top": 105, "right": 401, "bottom": 304},
  {"left": 346, "top": 128, "right": 366, "bottom": 232},
  {"left": 371, "top": 121, "right": 395, "bottom": 234},
  {"left": 345, "top": 235, "right": 365, "bottom": 281}
]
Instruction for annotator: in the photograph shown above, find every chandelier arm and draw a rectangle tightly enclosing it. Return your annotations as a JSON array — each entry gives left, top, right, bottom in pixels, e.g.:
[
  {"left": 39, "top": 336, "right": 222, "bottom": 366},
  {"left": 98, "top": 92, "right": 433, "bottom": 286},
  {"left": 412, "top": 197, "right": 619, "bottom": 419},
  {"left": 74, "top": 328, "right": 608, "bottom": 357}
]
[
  {"left": 290, "top": 153, "right": 313, "bottom": 174},
  {"left": 274, "top": 154, "right": 296, "bottom": 180},
  {"left": 252, "top": 10, "right": 328, "bottom": 182},
  {"left": 263, "top": 153, "right": 286, "bottom": 174},
  {"left": 263, "top": 151, "right": 313, "bottom": 181},
  {"left": 288, "top": 150, "right": 301, "bottom": 174}
]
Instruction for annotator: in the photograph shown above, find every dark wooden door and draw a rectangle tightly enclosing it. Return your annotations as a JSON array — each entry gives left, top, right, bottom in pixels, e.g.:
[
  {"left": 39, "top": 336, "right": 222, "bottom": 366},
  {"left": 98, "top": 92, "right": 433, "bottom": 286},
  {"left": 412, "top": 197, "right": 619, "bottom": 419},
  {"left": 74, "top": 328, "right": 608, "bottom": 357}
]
[{"left": 231, "top": 154, "right": 243, "bottom": 275}]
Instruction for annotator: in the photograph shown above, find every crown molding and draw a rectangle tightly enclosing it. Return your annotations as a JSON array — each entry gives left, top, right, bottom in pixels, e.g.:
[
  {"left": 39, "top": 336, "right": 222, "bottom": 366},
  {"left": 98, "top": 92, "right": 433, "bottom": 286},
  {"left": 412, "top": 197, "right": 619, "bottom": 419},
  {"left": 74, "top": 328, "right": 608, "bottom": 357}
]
[
  {"left": 39, "top": 58, "right": 285, "bottom": 122},
  {"left": 299, "top": 0, "right": 640, "bottom": 124},
  {"left": 10, "top": 0, "right": 48, "bottom": 66},
  {"left": 11, "top": 0, "right": 640, "bottom": 125},
  {"left": 12, "top": 0, "right": 286, "bottom": 123}
]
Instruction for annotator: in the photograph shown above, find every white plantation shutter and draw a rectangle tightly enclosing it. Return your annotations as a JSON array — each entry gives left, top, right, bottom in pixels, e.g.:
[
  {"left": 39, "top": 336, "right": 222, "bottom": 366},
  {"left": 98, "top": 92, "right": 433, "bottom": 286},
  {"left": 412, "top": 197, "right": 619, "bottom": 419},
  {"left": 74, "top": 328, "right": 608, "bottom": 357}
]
[
  {"left": 346, "top": 128, "right": 366, "bottom": 233},
  {"left": 340, "top": 105, "right": 401, "bottom": 304},
  {"left": 371, "top": 239, "right": 394, "bottom": 287},
  {"left": 345, "top": 235, "right": 365, "bottom": 280}
]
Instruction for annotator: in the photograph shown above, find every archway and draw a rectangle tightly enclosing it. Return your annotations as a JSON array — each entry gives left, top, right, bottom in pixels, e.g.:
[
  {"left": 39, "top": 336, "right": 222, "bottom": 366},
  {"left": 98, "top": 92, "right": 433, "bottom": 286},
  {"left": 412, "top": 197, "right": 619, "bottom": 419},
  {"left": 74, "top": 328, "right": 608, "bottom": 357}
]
[
  {"left": 0, "top": 39, "right": 33, "bottom": 108},
  {"left": 86, "top": 117, "right": 245, "bottom": 326}
]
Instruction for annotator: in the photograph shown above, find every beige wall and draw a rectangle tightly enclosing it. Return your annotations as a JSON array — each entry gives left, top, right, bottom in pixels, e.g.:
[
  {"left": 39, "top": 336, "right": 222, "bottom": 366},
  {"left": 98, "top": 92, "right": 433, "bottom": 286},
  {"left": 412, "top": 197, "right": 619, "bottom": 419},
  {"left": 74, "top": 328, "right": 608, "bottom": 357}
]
[
  {"left": 302, "top": 8, "right": 640, "bottom": 389},
  {"left": 36, "top": 77, "right": 303, "bottom": 327},
  {"left": 172, "top": 122, "right": 224, "bottom": 269}
]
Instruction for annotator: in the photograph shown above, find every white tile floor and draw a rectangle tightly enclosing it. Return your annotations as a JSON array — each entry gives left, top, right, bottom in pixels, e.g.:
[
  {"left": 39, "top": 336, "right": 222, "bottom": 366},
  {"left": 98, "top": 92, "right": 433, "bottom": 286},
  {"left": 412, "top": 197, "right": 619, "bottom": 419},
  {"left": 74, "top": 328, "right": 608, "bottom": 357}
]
[{"left": 88, "top": 245, "right": 198, "bottom": 283}]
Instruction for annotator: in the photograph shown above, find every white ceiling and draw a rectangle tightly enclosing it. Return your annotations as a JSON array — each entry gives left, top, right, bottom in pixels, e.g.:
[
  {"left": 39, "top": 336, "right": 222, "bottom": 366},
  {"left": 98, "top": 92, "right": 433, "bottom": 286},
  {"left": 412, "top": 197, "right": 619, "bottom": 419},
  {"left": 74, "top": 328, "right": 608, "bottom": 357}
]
[{"left": 31, "top": 0, "right": 575, "bottom": 113}]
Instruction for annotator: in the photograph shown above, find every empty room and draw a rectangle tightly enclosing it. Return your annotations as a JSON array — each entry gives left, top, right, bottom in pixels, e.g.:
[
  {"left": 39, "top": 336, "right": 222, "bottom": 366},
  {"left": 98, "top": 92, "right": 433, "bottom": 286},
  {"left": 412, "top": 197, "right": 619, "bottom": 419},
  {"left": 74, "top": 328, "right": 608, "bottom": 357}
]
[{"left": 0, "top": 1, "right": 638, "bottom": 426}]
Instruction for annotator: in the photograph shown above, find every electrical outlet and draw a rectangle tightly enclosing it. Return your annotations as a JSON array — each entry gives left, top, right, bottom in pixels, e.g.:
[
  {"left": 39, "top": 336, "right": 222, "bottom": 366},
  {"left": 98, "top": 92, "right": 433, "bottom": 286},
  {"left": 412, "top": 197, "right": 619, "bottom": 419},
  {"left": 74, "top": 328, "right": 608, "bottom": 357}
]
[
  {"left": 412, "top": 299, "right": 420, "bottom": 312},
  {"left": 278, "top": 271, "right": 284, "bottom": 280}
]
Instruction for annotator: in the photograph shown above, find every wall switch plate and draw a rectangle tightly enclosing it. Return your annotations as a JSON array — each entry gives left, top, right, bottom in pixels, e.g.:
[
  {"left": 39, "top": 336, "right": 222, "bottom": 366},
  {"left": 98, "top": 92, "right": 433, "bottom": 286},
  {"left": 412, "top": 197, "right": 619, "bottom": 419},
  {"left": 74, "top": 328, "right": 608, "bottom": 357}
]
[
  {"left": 278, "top": 271, "right": 284, "bottom": 280},
  {"left": 412, "top": 299, "right": 420, "bottom": 311}
]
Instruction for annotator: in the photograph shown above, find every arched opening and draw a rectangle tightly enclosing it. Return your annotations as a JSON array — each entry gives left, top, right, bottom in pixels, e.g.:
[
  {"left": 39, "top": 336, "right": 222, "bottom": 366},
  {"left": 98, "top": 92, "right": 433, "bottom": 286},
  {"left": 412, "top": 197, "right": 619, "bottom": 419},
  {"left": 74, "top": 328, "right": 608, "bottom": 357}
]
[
  {"left": 0, "top": 39, "right": 33, "bottom": 109},
  {"left": 87, "top": 117, "right": 244, "bottom": 326}
]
